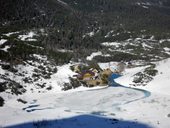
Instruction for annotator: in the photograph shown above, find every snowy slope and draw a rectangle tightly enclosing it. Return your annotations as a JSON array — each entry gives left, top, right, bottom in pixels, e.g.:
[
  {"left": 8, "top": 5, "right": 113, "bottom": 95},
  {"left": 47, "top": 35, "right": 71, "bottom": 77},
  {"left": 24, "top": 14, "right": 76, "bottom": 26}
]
[
  {"left": 0, "top": 59, "right": 170, "bottom": 128},
  {"left": 115, "top": 58, "right": 170, "bottom": 95},
  {"left": 146, "top": 59, "right": 170, "bottom": 95},
  {"left": 1, "top": 82, "right": 170, "bottom": 128},
  {"left": 1, "top": 35, "right": 170, "bottom": 128}
]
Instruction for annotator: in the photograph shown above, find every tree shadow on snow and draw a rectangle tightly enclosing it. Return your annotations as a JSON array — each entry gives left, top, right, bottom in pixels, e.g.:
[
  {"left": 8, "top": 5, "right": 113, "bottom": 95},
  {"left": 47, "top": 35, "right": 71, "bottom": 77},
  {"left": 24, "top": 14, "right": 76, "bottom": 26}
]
[{"left": 5, "top": 114, "right": 153, "bottom": 128}]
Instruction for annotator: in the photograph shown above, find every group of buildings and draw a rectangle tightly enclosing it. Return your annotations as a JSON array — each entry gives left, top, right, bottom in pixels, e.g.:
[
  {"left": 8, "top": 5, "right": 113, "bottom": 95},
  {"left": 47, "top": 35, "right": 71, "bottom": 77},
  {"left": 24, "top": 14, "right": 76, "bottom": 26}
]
[{"left": 72, "top": 62, "right": 125, "bottom": 87}]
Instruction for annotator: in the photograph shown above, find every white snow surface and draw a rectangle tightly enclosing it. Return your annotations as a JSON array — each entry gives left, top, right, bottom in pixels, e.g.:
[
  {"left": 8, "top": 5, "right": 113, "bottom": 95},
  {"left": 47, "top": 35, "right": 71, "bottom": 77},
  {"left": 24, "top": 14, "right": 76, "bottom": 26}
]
[
  {"left": 164, "top": 47, "right": 170, "bottom": 52},
  {"left": 0, "top": 45, "right": 10, "bottom": 52},
  {"left": 1, "top": 59, "right": 170, "bottom": 128},
  {"left": 86, "top": 51, "right": 102, "bottom": 60},
  {"left": 83, "top": 31, "right": 95, "bottom": 38},
  {"left": 18, "top": 32, "right": 37, "bottom": 41},
  {"left": 0, "top": 39, "right": 10, "bottom": 52},
  {"left": 115, "top": 58, "right": 170, "bottom": 95},
  {"left": 101, "top": 42, "right": 120, "bottom": 47},
  {"left": 3, "top": 31, "right": 19, "bottom": 37},
  {"left": 86, "top": 51, "right": 111, "bottom": 61},
  {"left": 0, "top": 39, "right": 7, "bottom": 45}
]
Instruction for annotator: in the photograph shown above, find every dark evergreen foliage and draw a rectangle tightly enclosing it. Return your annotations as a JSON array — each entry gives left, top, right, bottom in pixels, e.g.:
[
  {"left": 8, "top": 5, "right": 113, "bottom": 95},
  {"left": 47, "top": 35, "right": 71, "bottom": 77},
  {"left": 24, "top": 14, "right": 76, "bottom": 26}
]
[
  {"left": 0, "top": 96, "right": 4, "bottom": 107},
  {"left": 0, "top": 0, "right": 170, "bottom": 63}
]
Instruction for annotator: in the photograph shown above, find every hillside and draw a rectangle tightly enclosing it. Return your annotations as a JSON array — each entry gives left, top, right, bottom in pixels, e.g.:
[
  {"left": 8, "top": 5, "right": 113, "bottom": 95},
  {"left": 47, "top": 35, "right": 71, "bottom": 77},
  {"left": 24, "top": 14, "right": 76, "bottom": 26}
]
[
  {"left": 0, "top": 0, "right": 170, "bottom": 127},
  {"left": 1, "top": 59, "right": 170, "bottom": 128},
  {"left": 115, "top": 58, "right": 170, "bottom": 95},
  {"left": 0, "top": 0, "right": 170, "bottom": 101}
]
